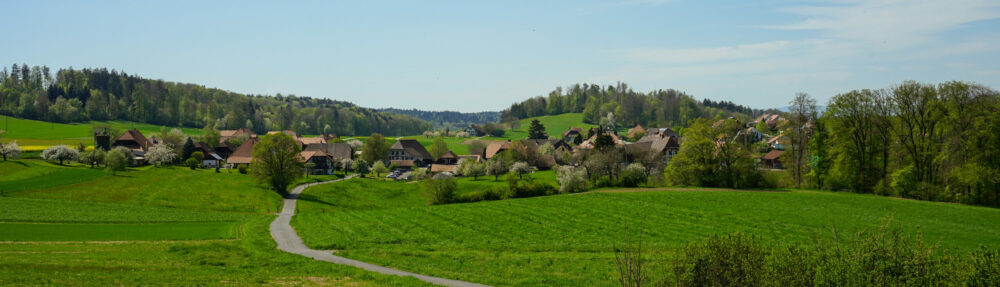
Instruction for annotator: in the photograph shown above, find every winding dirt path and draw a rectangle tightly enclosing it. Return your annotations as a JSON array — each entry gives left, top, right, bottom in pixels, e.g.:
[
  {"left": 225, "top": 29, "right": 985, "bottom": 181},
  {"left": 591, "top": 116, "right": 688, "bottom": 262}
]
[{"left": 269, "top": 176, "right": 490, "bottom": 287}]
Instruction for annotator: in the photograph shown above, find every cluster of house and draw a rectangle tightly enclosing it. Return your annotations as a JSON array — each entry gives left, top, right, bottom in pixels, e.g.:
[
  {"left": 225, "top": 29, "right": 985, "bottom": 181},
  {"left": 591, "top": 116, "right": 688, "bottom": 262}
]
[{"left": 96, "top": 128, "right": 351, "bottom": 173}]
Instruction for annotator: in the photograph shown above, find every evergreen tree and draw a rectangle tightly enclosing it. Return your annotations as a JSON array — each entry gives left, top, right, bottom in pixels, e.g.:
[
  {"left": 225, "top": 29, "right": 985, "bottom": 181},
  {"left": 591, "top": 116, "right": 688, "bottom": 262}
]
[{"left": 528, "top": 119, "right": 547, "bottom": 139}]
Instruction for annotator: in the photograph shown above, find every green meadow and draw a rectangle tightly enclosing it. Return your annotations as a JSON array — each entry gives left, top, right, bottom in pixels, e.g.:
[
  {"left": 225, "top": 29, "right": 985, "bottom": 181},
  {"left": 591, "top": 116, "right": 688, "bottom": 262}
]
[
  {"left": 292, "top": 181, "right": 1000, "bottom": 286},
  {"left": 0, "top": 158, "right": 429, "bottom": 286},
  {"left": 503, "top": 113, "right": 597, "bottom": 140},
  {"left": 0, "top": 115, "right": 203, "bottom": 147}
]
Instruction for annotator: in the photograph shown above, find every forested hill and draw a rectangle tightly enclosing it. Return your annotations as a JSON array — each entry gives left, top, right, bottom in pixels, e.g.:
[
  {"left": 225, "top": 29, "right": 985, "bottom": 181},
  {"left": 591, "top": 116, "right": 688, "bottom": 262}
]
[
  {"left": 501, "top": 82, "right": 761, "bottom": 129},
  {"left": 0, "top": 64, "right": 430, "bottom": 136},
  {"left": 377, "top": 108, "right": 501, "bottom": 129}
]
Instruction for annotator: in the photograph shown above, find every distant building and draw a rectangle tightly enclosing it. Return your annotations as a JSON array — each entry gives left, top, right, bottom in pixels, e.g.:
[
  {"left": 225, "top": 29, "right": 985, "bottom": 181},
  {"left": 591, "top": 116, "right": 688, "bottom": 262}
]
[
  {"left": 112, "top": 129, "right": 154, "bottom": 165},
  {"left": 388, "top": 139, "right": 433, "bottom": 167}
]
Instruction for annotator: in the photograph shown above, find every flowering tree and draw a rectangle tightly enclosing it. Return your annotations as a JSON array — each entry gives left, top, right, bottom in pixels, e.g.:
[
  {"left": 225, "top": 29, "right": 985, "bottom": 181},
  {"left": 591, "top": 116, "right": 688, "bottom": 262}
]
[{"left": 41, "top": 145, "right": 79, "bottom": 165}]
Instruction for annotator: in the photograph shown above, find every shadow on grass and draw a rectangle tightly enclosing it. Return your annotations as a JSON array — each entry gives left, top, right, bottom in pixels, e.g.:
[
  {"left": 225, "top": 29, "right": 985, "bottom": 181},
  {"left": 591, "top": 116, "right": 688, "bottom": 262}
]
[{"left": 296, "top": 194, "right": 338, "bottom": 208}]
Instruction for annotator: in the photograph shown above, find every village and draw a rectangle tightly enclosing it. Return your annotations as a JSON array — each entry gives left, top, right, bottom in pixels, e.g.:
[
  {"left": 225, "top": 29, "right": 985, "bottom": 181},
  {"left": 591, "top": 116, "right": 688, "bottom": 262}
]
[{"left": 82, "top": 112, "right": 791, "bottom": 182}]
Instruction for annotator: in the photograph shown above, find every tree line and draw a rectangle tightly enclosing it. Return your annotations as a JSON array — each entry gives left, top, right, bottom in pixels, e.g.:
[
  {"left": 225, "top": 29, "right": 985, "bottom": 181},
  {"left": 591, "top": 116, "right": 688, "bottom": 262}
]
[
  {"left": 806, "top": 81, "right": 1000, "bottom": 207},
  {"left": 501, "top": 82, "right": 761, "bottom": 129},
  {"left": 0, "top": 64, "right": 430, "bottom": 136}
]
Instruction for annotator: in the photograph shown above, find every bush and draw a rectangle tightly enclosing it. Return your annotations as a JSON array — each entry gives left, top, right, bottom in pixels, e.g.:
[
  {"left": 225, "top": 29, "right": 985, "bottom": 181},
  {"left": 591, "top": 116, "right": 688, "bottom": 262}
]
[
  {"left": 556, "top": 165, "right": 588, "bottom": 193},
  {"left": 510, "top": 180, "right": 556, "bottom": 198},
  {"left": 664, "top": 221, "right": 981, "bottom": 286},
  {"left": 425, "top": 175, "right": 457, "bottom": 205},
  {"left": 621, "top": 163, "right": 647, "bottom": 187},
  {"left": 238, "top": 164, "right": 248, "bottom": 174},
  {"left": 456, "top": 186, "right": 508, "bottom": 203},
  {"left": 185, "top": 158, "right": 200, "bottom": 170}
]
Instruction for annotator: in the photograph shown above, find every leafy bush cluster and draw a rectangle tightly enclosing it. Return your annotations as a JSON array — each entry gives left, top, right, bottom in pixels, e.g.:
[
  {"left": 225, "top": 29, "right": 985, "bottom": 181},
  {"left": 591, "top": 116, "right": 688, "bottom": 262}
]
[{"left": 632, "top": 222, "right": 1000, "bottom": 286}]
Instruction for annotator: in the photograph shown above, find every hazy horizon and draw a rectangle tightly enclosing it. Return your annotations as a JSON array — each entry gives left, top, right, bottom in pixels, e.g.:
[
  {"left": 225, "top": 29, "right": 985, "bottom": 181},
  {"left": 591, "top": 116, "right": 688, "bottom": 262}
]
[{"left": 3, "top": 0, "right": 998, "bottom": 112}]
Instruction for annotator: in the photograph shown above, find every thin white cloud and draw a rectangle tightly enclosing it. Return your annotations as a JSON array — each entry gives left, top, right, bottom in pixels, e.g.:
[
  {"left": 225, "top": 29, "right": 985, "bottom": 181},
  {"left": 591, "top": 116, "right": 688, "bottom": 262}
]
[
  {"left": 619, "top": 40, "right": 796, "bottom": 64},
  {"left": 768, "top": 0, "right": 1000, "bottom": 49}
]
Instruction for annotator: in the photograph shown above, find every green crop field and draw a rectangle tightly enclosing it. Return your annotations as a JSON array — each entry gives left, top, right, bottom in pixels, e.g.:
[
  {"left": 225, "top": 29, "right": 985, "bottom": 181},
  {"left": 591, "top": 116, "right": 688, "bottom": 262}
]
[
  {"left": 292, "top": 184, "right": 1000, "bottom": 286},
  {"left": 0, "top": 222, "right": 238, "bottom": 241},
  {"left": 0, "top": 218, "right": 429, "bottom": 286},
  {"left": 503, "top": 113, "right": 597, "bottom": 140},
  {"left": 5, "top": 161, "right": 282, "bottom": 214},
  {"left": 0, "top": 158, "right": 430, "bottom": 286},
  {"left": 0, "top": 115, "right": 203, "bottom": 147}
]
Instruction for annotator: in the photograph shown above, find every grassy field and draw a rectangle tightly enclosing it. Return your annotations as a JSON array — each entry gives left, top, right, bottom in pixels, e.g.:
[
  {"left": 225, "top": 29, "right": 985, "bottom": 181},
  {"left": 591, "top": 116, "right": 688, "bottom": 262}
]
[
  {"left": 0, "top": 218, "right": 430, "bottom": 286},
  {"left": 0, "top": 115, "right": 203, "bottom": 147},
  {"left": 0, "top": 158, "right": 431, "bottom": 286},
  {"left": 297, "top": 171, "right": 557, "bottom": 213},
  {"left": 503, "top": 113, "right": 597, "bottom": 140},
  {"left": 292, "top": 184, "right": 1000, "bottom": 286},
  {"left": 4, "top": 161, "right": 281, "bottom": 214}
]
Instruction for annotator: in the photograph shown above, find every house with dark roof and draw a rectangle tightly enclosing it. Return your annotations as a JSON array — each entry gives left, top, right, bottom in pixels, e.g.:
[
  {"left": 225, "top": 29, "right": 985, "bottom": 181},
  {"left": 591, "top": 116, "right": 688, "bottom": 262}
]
[
  {"left": 194, "top": 142, "right": 224, "bottom": 168},
  {"left": 761, "top": 150, "right": 785, "bottom": 169},
  {"left": 562, "top": 128, "right": 583, "bottom": 142},
  {"left": 299, "top": 150, "right": 334, "bottom": 175},
  {"left": 112, "top": 129, "right": 155, "bottom": 164},
  {"left": 388, "top": 139, "right": 433, "bottom": 167},
  {"left": 630, "top": 133, "right": 681, "bottom": 165},
  {"left": 436, "top": 150, "right": 459, "bottom": 165},
  {"left": 304, "top": 143, "right": 352, "bottom": 162}
]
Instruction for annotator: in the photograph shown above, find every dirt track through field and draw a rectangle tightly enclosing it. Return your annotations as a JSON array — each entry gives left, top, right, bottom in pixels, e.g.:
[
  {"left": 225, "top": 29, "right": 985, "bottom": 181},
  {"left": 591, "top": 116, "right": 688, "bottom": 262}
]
[{"left": 269, "top": 175, "right": 490, "bottom": 287}]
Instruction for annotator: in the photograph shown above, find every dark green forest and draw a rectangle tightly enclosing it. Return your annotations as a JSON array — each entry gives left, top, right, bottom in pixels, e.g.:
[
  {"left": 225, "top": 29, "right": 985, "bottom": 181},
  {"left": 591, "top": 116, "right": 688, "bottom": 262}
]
[
  {"left": 0, "top": 64, "right": 430, "bottom": 136},
  {"left": 377, "top": 108, "right": 500, "bottom": 130},
  {"left": 501, "top": 82, "right": 761, "bottom": 128}
]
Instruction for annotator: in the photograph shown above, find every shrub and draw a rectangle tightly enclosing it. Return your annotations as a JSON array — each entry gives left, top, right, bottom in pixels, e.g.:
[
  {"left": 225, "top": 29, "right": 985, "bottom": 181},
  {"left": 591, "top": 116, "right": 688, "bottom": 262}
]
[
  {"left": 191, "top": 151, "right": 204, "bottom": 161},
  {"left": 621, "top": 163, "right": 647, "bottom": 187},
  {"left": 665, "top": 221, "right": 976, "bottom": 286},
  {"left": 556, "top": 165, "right": 588, "bottom": 193},
  {"left": 105, "top": 147, "right": 130, "bottom": 175},
  {"left": 238, "top": 164, "right": 248, "bottom": 174},
  {"left": 456, "top": 186, "right": 508, "bottom": 203},
  {"left": 891, "top": 165, "right": 918, "bottom": 198},
  {"left": 185, "top": 158, "right": 200, "bottom": 170},
  {"left": 425, "top": 175, "right": 457, "bottom": 205}
]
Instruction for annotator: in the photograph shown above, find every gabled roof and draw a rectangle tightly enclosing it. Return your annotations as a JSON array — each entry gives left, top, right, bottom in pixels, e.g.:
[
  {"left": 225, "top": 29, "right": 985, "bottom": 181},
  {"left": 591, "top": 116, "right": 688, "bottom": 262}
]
[
  {"left": 390, "top": 140, "right": 432, "bottom": 159},
  {"left": 439, "top": 150, "right": 458, "bottom": 159},
  {"left": 226, "top": 138, "right": 258, "bottom": 164},
  {"left": 562, "top": 127, "right": 583, "bottom": 138},
  {"left": 762, "top": 150, "right": 785, "bottom": 160},
  {"left": 267, "top": 130, "right": 298, "bottom": 138},
  {"left": 114, "top": 129, "right": 154, "bottom": 150},
  {"left": 220, "top": 128, "right": 256, "bottom": 138},
  {"left": 298, "top": 150, "right": 329, "bottom": 162},
  {"left": 485, "top": 141, "right": 511, "bottom": 159},
  {"left": 298, "top": 137, "right": 326, "bottom": 146},
  {"left": 304, "top": 143, "right": 353, "bottom": 160}
]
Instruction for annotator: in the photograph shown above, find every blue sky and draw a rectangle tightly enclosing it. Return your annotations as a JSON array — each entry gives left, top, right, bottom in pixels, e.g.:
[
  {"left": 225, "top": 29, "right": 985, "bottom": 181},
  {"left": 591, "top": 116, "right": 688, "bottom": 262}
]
[{"left": 3, "top": 0, "right": 999, "bottom": 112}]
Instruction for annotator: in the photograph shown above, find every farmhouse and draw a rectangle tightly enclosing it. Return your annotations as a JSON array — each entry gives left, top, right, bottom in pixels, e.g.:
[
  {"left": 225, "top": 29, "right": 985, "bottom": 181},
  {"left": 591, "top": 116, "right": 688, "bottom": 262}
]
[
  {"left": 194, "top": 142, "right": 224, "bottom": 168},
  {"left": 761, "top": 149, "right": 785, "bottom": 169},
  {"left": 112, "top": 129, "right": 154, "bottom": 164},
  {"left": 299, "top": 150, "right": 334, "bottom": 175},
  {"left": 436, "top": 150, "right": 459, "bottom": 165},
  {"left": 630, "top": 133, "right": 681, "bottom": 164},
  {"left": 303, "top": 142, "right": 352, "bottom": 162},
  {"left": 627, "top": 124, "right": 645, "bottom": 139},
  {"left": 219, "top": 128, "right": 257, "bottom": 143},
  {"left": 388, "top": 139, "right": 433, "bottom": 167},
  {"left": 562, "top": 127, "right": 583, "bottom": 142},
  {"left": 296, "top": 136, "right": 326, "bottom": 149},
  {"left": 226, "top": 138, "right": 258, "bottom": 167},
  {"left": 484, "top": 141, "right": 511, "bottom": 160},
  {"left": 464, "top": 125, "right": 484, "bottom": 137}
]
